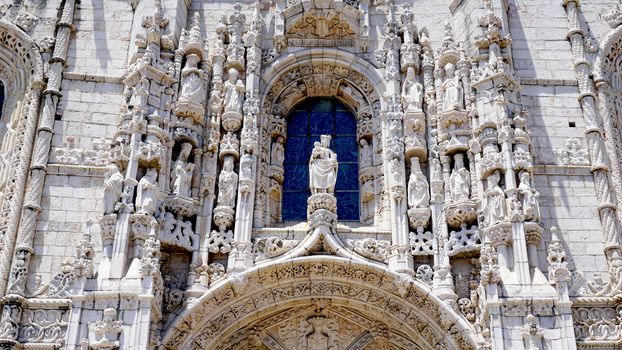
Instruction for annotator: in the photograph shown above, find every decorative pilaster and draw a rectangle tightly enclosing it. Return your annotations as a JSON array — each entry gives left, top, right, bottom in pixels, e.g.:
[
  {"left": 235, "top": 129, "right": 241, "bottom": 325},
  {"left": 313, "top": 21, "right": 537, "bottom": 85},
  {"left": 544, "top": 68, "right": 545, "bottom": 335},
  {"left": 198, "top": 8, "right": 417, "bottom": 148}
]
[{"left": 229, "top": 2, "right": 264, "bottom": 271}]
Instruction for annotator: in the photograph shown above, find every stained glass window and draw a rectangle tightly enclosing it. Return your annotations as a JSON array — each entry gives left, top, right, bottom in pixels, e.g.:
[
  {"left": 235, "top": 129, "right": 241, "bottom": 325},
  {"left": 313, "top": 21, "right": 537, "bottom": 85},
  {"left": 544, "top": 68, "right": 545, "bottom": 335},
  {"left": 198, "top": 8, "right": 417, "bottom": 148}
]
[{"left": 282, "top": 98, "right": 360, "bottom": 221}]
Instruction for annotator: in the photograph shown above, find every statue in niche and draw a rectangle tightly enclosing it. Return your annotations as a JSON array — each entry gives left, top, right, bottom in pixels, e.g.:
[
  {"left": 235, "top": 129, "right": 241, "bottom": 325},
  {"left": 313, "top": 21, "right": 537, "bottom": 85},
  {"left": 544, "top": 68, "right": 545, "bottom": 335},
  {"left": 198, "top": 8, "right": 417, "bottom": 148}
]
[
  {"left": 402, "top": 66, "right": 423, "bottom": 112},
  {"left": 136, "top": 168, "right": 159, "bottom": 215},
  {"left": 103, "top": 163, "right": 124, "bottom": 214},
  {"left": 431, "top": 158, "right": 442, "bottom": 181},
  {"left": 408, "top": 158, "right": 430, "bottom": 209},
  {"left": 217, "top": 156, "right": 238, "bottom": 208},
  {"left": 223, "top": 68, "right": 245, "bottom": 114},
  {"left": 360, "top": 139, "right": 372, "bottom": 168},
  {"left": 442, "top": 62, "right": 464, "bottom": 111},
  {"left": 309, "top": 135, "right": 338, "bottom": 195},
  {"left": 0, "top": 105, "right": 20, "bottom": 192},
  {"left": 178, "top": 54, "right": 205, "bottom": 106},
  {"left": 483, "top": 170, "right": 507, "bottom": 225},
  {"left": 360, "top": 177, "right": 375, "bottom": 223},
  {"left": 518, "top": 171, "right": 541, "bottom": 221},
  {"left": 171, "top": 143, "right": 195, "bottom": 198},
  {"left": 449, "top": 154, "right": 470, "bottom": 203},
  {"left": 240, "top": 153, "right": 253, "bottom": 180},
  {"left": 270, "top": 137, "right": 285, "bottom": 167}
]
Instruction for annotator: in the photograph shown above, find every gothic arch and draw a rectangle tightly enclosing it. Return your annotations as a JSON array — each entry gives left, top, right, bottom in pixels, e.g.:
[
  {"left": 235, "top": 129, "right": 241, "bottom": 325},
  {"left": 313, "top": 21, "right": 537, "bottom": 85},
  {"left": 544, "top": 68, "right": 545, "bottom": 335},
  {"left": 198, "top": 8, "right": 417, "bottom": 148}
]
[
  {"left": 160, "top": 255, "right": 479, "bottom": 349},
  {"left": 0, "top": 21, "right": 45, "bottom": 293}
]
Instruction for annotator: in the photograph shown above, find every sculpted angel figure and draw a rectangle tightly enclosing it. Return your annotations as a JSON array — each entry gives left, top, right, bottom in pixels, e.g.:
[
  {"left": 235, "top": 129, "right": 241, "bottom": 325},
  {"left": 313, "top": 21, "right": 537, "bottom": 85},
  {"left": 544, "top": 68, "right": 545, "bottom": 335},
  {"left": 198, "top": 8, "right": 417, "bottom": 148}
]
[
  {"left": 442, "top": 63, "right": 464, "bottom": 111},
  {"left": 223, "top": 68, "right": 245, "bottom": 114},
  {"left": 449, "top": 154, "right": 470, "bottom": 203},
  {"left": 402, "top": 67, "right": 423, "bottom": 111},
  {"left": 217, "top": 156, "right": 238, "bottom": 208},
  {"left": 103, "top": 163, "right": 124, "bottom": 214},
  {"left": 171, "top": 143, "right": 195, "bottom": 198},
  {"left": 483, "top": 170, "right": 507, "bottom": 225},
  {"left": 309, "top": 135, "right": 338, "bottom": 195},
  {"left": 178, "top": 54, "right": 205, "bottom": 106},
  {"left": 408, "top": 158, "right": 430, "bottom": 209},
  {"left": 136, "top": 168, "right": 159, "bottom": 215},
  {"left": 518, "top": 171, "right": 541, "bottom": 221}
]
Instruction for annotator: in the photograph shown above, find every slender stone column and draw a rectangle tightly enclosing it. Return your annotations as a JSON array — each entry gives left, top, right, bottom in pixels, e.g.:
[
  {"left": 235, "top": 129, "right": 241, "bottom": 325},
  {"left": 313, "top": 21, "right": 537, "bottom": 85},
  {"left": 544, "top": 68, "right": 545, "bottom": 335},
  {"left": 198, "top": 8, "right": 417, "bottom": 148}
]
[{"left": 562, "top": 0, "right": 622, "bottom": 280}]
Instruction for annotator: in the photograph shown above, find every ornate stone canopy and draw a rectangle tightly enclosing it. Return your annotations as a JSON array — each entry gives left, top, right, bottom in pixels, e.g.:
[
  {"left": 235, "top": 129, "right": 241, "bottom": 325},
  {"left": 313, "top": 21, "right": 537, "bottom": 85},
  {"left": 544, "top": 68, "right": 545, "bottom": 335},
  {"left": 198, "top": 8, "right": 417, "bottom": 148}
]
[{"left": 160, "top": 254, "right": 478, "bottom": 349}]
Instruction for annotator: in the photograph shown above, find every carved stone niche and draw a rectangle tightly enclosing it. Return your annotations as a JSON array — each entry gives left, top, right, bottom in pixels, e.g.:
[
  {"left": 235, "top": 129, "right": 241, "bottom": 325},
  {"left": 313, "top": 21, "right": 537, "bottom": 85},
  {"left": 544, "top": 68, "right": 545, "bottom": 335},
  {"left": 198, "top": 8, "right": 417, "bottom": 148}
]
[
  {"left": 403, "top": 110, "right": 427, "bottom": 161},
  {"left": 438, "top": 110, "right": 471, "bottom": 155}
]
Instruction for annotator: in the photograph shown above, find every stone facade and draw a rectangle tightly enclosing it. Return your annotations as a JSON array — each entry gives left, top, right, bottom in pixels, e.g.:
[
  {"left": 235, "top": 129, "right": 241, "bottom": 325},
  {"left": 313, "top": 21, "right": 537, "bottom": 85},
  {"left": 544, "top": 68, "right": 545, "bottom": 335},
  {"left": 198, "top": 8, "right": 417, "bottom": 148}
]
[{"left": 0, "top": 0, "right": 621, "bottom": 348}]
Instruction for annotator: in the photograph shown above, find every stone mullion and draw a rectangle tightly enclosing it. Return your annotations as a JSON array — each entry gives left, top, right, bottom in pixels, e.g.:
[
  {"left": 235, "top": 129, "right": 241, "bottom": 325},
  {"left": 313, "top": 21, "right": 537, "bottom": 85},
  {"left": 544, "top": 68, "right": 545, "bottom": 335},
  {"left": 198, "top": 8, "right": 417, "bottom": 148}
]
[{"left": 563, "top": 0, "right": 622, "bottom": 270}]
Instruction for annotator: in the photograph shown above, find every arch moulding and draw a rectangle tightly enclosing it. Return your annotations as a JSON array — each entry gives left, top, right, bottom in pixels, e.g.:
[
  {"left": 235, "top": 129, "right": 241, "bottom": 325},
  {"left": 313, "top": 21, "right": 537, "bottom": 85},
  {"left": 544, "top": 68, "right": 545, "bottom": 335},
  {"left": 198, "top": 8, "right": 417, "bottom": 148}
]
[
  {"left": 260, "top": 48, "right": 385, "bottom": 119},
  {"left": 0, "top": 20, "right": 45, "bottom": 294},
  {"left": 160, "top": 255, "right": 479, "bottom": 349}
]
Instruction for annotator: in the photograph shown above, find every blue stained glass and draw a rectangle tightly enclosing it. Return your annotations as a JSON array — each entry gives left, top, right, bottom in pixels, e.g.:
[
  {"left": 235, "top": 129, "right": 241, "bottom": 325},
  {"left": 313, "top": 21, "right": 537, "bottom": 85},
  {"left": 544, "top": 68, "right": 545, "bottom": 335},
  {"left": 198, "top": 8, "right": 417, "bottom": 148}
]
[
  {"left": 282, "top": 98, "right": 359, "bottom": 221},
  {"left": 334, "top": 136, "right": 358, "bottom": 162},
  {"left": 288, "top": 111, "right": 308, "bottom": 135},
  {"left": 336, "top": 163, "right": 359, "bottom": 191},
  {"left": 310, "top": 112, "right": 333, "bottom": 135},
  {"left": 285, "top": 136, "right": 309, "bottom": 164},
  {"left": 335, "top": 192, "right": 359, "bottom": 221},
  {"left": 282, "top": 191, "right": 310, "bottom": 221},
  {"left": 335, "top": 111, "right": 357, "bottom": 135},
  {"left": 283, "top": 164, "right": 308, "bottom": 190}
]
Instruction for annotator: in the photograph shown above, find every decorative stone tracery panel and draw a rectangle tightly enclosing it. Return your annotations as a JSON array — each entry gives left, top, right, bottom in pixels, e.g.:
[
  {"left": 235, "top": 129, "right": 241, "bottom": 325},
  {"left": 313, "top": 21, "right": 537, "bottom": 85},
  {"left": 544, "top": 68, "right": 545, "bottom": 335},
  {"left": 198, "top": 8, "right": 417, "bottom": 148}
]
[{"left": 160, "top": 256, "right": 478, "bottom": 349}]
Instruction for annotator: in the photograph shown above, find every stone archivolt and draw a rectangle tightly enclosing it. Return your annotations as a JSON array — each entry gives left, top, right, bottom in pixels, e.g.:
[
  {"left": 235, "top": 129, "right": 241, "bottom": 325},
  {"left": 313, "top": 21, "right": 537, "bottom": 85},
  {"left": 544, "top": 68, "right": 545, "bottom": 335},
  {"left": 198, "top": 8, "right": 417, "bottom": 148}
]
[{"left": 161, "top": 256, "right": 478, "bottom": 350}]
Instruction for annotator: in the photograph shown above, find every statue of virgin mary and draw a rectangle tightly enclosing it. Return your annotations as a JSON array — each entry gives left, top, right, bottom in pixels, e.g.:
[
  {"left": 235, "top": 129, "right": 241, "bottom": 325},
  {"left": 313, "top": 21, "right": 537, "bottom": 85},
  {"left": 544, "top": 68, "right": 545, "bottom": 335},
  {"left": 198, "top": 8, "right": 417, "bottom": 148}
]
[{"left": 309, "top": 135, "right": 338, "bottom": 195}]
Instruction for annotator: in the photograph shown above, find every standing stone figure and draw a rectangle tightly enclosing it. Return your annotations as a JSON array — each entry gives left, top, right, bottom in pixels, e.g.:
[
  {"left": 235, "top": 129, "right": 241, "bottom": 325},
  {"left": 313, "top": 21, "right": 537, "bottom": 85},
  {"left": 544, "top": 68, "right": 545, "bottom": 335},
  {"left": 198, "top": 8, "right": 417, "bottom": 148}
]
[
  {"left": 240, "top": 153, "right": 253, "bottom": 180},
  {"left": 223, "top": 68, "right": 245, "bottom": 114},
  {"left": 217, "top": 156, "right": 238, "bottom": 208},
  {"left": 518, "top": 171, "right": 540, "bottom": 221},
  {"left": 178, "top": 54, "right": 205, "bottom": 105},
  {"left": 450, "top": 154, "right": 470, "bottom": 203},
  {"left": 171, "top": 143, "right": 195, "bottom": 198},
  {"left": 483, "top": 170, "right": 507, "bottom": 225},
  {"left": 103, "top": 163, "right": 124, "bottom": 214},
  {"left": 136, "top": 168, "right": 159, "bottom": 215},
  {"left": 360, "top": 139, "right": 372, "bottom": 168},
  {"left": 402, "top": 67, "right": 423, "bottom": 111},
  {"left": 309, "top": 135, "right": 338, "bottom": 194},
  {"left": 270, "top": 137, "right": 285, "bottom": 167},
  {"left": 408, "top": 158, "right": 430, "bottom": 209},
  {"left": 442, "top": 63, "right": 464, "bottom": 111}
]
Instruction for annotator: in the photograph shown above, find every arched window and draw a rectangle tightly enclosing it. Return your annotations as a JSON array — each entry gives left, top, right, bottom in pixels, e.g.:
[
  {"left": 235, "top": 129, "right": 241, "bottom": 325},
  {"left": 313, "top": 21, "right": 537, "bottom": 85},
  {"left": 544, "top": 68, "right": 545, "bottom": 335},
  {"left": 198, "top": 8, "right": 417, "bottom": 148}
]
[{"left": 282, "top": 98, "right": 359, "bottom": 221}]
